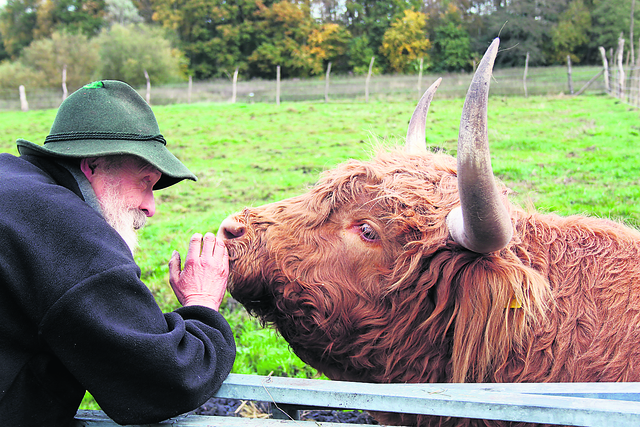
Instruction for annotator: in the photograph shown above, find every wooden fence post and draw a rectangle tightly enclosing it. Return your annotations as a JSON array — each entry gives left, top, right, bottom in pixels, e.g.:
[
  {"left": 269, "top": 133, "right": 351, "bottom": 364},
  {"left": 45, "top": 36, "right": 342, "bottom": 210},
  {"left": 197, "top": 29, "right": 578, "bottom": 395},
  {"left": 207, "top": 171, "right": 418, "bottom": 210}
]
[
  {"left": 276, "top": 66, "right": 281, "bottom": 106},
  {"left": 523, "top": 52, "right": 529, "bottom": 98},
  {"left": 609, "top": 48, "right": 614, "bottom": 70},
  {"left": 324, "top": 61, "right": 331, "bottom": 103},
  {"left": 365, "top": 56, "right": 375, "bottom": 103},
  {"left": 418, "top": 57, "right": 423, "bottom": 94},
  {"left": 636, "top": 37, "right": 640, "bottom": 107},
  {"left": 566, "top": 55, "right": 574, "bottom": 94},
  {"left": 19, "top": 85, "right": 28, "bottom": 112},
  {"left": 573, "top": 69, "right": 604, "bottom": 96},
  {"left": 617, "top": 34, "right": 625, "bottom": 100},
  {"left": 188, "top": 75, "right": 192, "bottom": 104},
  {"left": 62, "top": 64, "right": 68, "bottom": 101},
  {"left": 143, "top": 69, "right": 151, "bottom": 104},
  {"left": 231, "top": 67, "right": 238, "bottom": 103},
  {"left": 599, "top": 46, "right": 610, "bottom": 93}
]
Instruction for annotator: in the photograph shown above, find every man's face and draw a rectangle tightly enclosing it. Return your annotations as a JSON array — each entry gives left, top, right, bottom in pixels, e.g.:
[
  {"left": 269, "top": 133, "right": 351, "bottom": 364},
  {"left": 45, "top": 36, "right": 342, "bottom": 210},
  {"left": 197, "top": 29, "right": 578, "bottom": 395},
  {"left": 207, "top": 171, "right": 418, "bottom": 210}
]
[{"left": 82, "top": 156, "right": 162, "bottom": 253}]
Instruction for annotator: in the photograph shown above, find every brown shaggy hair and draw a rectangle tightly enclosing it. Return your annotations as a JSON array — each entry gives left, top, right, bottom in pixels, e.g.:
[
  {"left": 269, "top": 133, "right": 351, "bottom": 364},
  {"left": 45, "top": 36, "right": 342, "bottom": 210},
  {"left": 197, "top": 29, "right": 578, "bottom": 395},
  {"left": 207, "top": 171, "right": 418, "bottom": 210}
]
[{"left": 223, "top": 148, "right": 640, "bottom": 427}]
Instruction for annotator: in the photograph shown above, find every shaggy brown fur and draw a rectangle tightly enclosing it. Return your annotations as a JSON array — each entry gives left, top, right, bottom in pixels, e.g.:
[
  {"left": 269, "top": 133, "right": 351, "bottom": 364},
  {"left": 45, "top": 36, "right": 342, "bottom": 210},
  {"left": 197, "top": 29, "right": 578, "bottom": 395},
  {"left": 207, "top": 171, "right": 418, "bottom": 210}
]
[{"left": 221, "top": 148, "right": 640, "bottom": 427}]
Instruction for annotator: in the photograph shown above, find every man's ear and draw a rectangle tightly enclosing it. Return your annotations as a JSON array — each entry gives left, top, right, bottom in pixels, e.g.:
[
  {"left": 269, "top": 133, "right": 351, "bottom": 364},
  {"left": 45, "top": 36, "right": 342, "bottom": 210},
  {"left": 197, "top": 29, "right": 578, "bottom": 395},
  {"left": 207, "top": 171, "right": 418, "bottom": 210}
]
[{"left": 80, "top": 158, "right": 99, "bottom": 183}]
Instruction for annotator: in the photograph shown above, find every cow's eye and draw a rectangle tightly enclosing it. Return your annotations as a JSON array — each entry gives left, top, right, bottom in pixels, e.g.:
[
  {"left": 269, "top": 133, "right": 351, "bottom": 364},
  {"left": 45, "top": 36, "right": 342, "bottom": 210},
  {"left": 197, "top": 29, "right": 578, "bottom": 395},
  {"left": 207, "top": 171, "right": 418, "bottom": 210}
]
[{"left": 359, "top": 223, "right": 379, "bottom": 242}]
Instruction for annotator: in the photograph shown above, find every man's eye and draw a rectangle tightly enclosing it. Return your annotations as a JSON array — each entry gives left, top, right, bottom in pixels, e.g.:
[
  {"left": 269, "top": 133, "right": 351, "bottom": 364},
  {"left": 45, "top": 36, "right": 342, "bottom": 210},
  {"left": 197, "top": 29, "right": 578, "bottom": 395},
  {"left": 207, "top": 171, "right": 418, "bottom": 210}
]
[{"left": 360, "top": 223, "right": 379, "bottom": 242}]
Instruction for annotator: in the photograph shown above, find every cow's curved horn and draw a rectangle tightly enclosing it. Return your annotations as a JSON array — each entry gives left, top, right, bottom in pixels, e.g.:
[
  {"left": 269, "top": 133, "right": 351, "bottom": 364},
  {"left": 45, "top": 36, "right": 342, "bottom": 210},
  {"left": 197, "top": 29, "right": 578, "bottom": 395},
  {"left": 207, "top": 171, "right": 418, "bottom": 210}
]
[
  {"left": 405, "top": 78, "right": 442, "bottom": 153},
  {"left": 446, "top": 37, "right": 513, "bottom": 253}
]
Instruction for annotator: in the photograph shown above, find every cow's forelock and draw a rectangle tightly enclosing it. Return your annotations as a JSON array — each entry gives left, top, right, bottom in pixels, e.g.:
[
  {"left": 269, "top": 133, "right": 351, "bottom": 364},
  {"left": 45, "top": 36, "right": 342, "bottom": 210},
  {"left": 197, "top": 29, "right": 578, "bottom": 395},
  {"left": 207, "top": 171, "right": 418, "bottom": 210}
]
[{"left": 233, "top": 149, "right": 463, "bottom": 297}]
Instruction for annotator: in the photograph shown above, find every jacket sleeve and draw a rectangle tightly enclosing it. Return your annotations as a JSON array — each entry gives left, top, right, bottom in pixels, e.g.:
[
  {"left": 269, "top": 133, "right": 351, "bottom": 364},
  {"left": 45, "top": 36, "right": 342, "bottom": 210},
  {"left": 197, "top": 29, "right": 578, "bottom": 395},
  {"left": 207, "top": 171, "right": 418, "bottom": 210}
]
[{"left": 39, "top": 264, "right": 236, "bottom": 425}]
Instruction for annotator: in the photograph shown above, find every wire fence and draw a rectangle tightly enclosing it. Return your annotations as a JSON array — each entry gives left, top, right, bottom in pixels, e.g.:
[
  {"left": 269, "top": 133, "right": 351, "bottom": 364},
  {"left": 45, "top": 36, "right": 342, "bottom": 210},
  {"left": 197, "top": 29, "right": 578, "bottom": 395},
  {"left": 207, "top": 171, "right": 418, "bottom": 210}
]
[
  {"left": 610, "top": 65, "right": 640, "bottom": 108},
  {"left": 0, "top": 63, "right": 635, "bottom": 112}
]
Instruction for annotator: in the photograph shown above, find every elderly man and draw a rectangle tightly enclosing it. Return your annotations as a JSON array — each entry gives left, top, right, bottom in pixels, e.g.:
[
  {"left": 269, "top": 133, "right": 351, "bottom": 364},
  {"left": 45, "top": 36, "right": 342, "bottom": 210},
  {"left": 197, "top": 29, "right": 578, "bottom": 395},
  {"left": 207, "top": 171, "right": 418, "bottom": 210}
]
[{"left": 0, "top": 80, "right": 236, "bottom": 425}]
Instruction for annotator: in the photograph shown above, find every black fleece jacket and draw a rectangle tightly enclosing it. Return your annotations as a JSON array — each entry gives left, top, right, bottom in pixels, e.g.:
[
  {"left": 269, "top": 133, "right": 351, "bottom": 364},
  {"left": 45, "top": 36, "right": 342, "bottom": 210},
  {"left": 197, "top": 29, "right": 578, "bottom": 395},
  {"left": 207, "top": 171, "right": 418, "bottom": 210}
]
[{"left": 0, "top": 153, "right": 236, "bottom": 426}]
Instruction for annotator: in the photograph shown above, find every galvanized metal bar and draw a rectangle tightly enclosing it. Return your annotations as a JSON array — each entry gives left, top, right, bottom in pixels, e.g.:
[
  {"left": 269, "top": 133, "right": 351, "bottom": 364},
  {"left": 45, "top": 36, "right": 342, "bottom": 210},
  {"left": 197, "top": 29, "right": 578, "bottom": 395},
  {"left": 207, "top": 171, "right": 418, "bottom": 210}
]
[
  {"left": 74, "top": 375, "right": 640, "bottom": 426},
  {"left": 74, "top": 410, "right": 365, "bottom": 427},
  {"left": 214, "top": 374, "right": 640, "bottom": 426},
  {"left": 461, "top": 382, "right": 640, "bottom": 402}
]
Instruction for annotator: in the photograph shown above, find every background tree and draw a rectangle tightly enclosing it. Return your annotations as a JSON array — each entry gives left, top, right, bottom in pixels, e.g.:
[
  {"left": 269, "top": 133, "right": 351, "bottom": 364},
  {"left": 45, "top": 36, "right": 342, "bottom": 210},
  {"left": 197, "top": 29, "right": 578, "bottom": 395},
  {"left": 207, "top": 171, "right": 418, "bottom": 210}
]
[
  {"left": 479, "top": 0, "right": 566, "bottom": 66},
  {"left": 151, "top": 0, "right": 217, "bottom": 78},
  {"left": 34, "top": 0, "right": 106, "bottom": 40},
  {"left": 0, "top": 0, "right": 39, "bottom": 59},
  {"left": 588, "top": 0, "right": 639, "bottom": 63},
  {"left": 346, "top": 34, "right": 381, "bottom": 75},
  {"left": 248, "top": 0, "right": 319, "bottom": 78},
  {"left": 151, "top": 0, "right": 267, "bottom": 79},
  {"left": 131, "top": 0, "right": 155, "bottom": 23},
  {"left": 430, "top": 3, "right": 472, "bottom": 71},
  {"left": 550, "top": 0, "right": 591, "bottom": 64},
  {"left": 344, "top": 0, "right": 423, "bottom": 72},
  {"left": 0, "top": 0, "right": 638, "bottom": 87},
  {"left": 0, "top": 60, "right": 44, "bottom": 89},
  {"left": 307, "top": 22, "right": 352, "bottom": 73},
  {"left": 95, "top": 23, "right": 185, "bottom": 86},
  {"left": 190, "top": 0, "right": 264, "bottom": 79},
  {"left": 20, "top": 30, "right": 100, "bottom": 90},
  {"left": 379, "top": 9, "right": 430, "bottom": 74},
  {"left": 0, "top": 33, "right": 8, "bottom": 62},
  {"left": 105, "top": 0, "right": 143, "bottom": 25},
  {"left": 310, "top": 0, "right": 346, "bottom": 22}
]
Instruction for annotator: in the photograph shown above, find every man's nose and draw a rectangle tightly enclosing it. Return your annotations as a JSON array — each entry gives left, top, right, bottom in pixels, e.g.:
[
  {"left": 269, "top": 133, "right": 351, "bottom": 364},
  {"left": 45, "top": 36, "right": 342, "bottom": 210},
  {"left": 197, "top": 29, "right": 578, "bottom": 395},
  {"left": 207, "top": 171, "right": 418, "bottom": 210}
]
[{"left": 140, "top": 191, "right": 156, "bottom": 217}]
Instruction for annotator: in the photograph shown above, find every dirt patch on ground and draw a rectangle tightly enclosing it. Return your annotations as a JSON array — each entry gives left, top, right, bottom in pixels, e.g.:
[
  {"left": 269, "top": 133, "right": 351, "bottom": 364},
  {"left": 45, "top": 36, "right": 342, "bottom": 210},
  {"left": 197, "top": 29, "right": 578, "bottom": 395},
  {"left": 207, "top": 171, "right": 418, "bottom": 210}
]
[{"left": 191, "top": 397, "right": 378, "bottom": 424}]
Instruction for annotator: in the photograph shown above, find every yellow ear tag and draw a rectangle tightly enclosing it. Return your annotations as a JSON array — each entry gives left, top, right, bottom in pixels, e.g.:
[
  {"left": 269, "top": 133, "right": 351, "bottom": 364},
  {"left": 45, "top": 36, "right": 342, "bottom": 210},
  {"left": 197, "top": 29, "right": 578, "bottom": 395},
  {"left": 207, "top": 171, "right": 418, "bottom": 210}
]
[
  {"left": 508, "top": 296, "right": 522, "bottom": 309},
  {"left": 507, "top": 295, "right": 522, "bottom": 308}
]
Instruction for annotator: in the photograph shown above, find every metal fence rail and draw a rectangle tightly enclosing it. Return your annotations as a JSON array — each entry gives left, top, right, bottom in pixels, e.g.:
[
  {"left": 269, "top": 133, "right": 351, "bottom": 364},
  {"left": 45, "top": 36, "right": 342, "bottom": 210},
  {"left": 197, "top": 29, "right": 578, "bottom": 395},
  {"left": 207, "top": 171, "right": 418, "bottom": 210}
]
[{"left": 74, "top": 374, "right": 640, "bottom": 427}]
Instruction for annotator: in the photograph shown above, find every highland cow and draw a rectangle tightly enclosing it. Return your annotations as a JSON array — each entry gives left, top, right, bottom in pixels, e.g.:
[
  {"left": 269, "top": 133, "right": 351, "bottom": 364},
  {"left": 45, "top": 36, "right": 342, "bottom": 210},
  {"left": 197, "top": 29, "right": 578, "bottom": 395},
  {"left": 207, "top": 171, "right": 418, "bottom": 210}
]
[{"left": 218, "top": 38, "right": 640, "bottom": 426}]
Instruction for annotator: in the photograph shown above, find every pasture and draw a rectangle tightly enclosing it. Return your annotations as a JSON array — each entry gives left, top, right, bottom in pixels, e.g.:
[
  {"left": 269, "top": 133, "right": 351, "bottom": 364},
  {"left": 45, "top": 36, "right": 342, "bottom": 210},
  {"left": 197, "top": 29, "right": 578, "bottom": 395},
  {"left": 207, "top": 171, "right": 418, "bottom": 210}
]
[{"left": 1, "top": 92, "right": 638, "bottom": 410}]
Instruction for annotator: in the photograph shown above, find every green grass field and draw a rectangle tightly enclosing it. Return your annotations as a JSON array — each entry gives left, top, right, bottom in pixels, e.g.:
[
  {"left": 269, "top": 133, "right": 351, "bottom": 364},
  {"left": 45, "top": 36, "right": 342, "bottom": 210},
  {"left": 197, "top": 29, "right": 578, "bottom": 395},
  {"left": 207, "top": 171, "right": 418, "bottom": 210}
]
[{"left": 1, "top": 93, "right": 638, "bottom": 408}]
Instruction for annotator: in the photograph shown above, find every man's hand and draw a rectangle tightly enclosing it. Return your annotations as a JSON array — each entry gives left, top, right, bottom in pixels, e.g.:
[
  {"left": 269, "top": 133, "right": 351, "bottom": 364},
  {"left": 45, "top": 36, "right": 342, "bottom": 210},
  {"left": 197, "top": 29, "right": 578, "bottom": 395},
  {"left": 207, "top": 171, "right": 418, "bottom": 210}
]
[{"left": 168, "top": 232, "right": 229, "bottom": 311}]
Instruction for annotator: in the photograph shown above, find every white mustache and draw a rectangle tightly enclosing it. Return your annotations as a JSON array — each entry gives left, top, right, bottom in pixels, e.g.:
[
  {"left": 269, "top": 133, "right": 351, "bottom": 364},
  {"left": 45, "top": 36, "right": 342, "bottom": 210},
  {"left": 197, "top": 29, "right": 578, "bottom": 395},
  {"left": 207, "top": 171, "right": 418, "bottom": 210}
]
[{"left": 132, "top": 209, "right": 147, "bottom": 230}]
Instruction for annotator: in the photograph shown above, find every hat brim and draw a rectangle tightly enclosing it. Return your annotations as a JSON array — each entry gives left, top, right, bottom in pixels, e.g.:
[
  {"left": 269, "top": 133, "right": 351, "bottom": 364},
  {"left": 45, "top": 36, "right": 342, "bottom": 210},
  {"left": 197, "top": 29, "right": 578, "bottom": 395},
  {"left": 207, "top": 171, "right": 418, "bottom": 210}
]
[{"left": 17, "top": 138, "right": 197, "bottom": 190}]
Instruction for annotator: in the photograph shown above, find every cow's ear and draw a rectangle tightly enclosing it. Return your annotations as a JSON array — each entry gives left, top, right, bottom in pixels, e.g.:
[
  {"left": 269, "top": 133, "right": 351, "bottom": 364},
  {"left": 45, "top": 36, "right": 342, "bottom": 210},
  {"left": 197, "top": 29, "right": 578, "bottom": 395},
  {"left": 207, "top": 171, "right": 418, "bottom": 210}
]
[{"left": 449, "top": 252, "right": 550, "bottom": 383}]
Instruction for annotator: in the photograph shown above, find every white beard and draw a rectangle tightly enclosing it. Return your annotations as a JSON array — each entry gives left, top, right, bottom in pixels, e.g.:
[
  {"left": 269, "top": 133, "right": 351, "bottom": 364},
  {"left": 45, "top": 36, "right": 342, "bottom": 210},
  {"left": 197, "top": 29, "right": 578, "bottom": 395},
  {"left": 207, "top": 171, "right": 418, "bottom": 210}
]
[{"left": 98, "top": 180, "right": 147, "bottom": 255}]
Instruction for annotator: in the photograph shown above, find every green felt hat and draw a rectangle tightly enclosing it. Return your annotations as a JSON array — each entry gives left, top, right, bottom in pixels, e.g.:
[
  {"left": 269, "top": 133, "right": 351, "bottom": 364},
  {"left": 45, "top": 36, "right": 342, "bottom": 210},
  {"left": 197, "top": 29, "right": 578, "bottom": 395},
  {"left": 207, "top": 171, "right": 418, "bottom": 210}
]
[{"left": 17, "top": 80, "right": 197, "bottom": 190}]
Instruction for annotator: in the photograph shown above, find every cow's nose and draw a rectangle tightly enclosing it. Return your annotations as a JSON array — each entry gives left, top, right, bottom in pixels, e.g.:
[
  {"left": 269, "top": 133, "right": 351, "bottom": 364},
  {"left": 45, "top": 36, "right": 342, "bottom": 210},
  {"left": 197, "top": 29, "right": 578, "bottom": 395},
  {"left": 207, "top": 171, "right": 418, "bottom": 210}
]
[{"left": 218, "top": 217, "right": 246, "bottom": 240}]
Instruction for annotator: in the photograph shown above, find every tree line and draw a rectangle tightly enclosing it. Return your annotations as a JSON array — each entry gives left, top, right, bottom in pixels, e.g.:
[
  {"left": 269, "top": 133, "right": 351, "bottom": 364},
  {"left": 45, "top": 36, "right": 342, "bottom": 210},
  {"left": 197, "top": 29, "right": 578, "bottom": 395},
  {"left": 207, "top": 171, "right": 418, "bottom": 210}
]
[{"left": 0, "top": 0, "right": 637, "bottom": 92}]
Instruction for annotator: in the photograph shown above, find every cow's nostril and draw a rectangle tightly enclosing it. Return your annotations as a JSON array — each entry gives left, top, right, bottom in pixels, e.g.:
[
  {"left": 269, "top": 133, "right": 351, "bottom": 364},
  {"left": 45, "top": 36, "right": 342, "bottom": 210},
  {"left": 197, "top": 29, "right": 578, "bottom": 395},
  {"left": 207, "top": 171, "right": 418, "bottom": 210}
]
[{"left": 219, "top": 218, "right": 246, "bottom": 240}]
